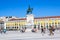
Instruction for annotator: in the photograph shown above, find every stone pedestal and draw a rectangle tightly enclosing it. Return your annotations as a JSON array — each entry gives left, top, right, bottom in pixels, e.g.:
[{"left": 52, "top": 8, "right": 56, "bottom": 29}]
[{"left": 26, "top": 14, "right": 34, "bottom": 30}]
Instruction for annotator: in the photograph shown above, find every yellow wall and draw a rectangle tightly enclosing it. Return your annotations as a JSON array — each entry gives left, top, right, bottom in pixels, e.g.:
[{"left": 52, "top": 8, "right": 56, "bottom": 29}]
[
  {"left": 6, "top": 19, "right": 60, "bottom": 28},
  {"left": 6, "top": 21, "right": 26, "bottom": 27}
]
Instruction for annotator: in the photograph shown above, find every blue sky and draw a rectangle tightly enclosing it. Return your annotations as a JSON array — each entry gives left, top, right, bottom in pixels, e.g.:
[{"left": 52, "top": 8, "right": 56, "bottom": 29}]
[{"left": 0, "top": 0, "right": 60, "bottom": 17}]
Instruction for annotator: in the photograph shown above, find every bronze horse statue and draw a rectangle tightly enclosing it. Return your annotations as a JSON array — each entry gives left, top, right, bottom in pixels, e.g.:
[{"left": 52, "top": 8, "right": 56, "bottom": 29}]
[{"left": 27, "top": 5, "right": 33, "bottom": 14}]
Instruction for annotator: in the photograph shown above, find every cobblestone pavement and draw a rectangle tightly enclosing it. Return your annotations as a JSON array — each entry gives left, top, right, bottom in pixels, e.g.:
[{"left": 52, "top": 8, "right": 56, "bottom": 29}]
[{"left": 0, "top": 30, "right": 60, "bottom": 40}]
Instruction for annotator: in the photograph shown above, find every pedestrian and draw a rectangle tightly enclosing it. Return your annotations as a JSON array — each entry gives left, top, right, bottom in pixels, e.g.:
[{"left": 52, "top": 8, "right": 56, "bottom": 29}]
[
  {"left": 44, "top": 27, "right": 46, "bottom": 33},
  {"left": 3, "top": 29, "right": 6, "bottom": 33},
  {"left": 25, "top": 27, "right": 27, "bottom": 30},
  {"left": 31, "top": 25, "right": 37, "bottom": 32},
  {"left": 46, "top": 25, "right": 48, "bottom": 29},
  {"left": 31, "top": 28, "right": 35, "bottom": 32},
  {"left": 41, "top": 26, "right": 45, "bottom": 35},
  {"left": 38, "top": 25, "right": 40, "bottom": 30},
  {"left": 49, "top": 25, "right": 54, "bottom": 35},
  {"left": 52, "top": 25, "right": 55, "bottom": 32},
  {"left": 20, "top": 27, "right": 25, "bottom": 33},
  {"left": 0, "top": 29, "right": 3, "bottom": 34}
]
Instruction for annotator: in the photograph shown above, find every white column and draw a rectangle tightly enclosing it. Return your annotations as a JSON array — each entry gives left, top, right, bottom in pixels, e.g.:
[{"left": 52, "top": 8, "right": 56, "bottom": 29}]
[
  {"left": 40, "top": 23, "right": 41, "bottom": 28},
  {"left": 48, "top": 23, "right": 49, "bottom": 27},
  {"left": 54, "top": 21, "right": 55, "bottom": 27},
  {"left": 57, "top": 22, "right": 58, "bottom": 27},
  {"left": 4, "top": 22, "right": 6, "bottom": 29},
  {"left": 18, "top": 23, "right": 19, "bottom": 30},
  {"left": 36, "top": 25, "right": 38, "bottom": 29},
  {"left": 45, "top": 22, "right": 46, "bottom": 27},
  {"left": 51, "top": 23, "right": 52, "bottom": 26},
  {"left": 48, "top": 19, "right": 49, "bottom": 27}
]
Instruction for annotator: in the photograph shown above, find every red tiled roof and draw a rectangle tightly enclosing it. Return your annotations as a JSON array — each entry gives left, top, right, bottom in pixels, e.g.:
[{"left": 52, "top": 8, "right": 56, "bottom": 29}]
[
  {"left": 34, "top": 16, "right": 60, "bottom": 19},
  {"left": 9, "top": 16, "right": 60, "bottom": 21},
  {"left": 9, "top": 18, "right": 26, "bottom": 21}
]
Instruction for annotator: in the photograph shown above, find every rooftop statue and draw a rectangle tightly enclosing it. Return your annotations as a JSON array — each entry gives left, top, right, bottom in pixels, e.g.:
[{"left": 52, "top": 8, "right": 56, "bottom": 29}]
[{"left": 27, "top": 5, "right": 33, "bottom": 14}]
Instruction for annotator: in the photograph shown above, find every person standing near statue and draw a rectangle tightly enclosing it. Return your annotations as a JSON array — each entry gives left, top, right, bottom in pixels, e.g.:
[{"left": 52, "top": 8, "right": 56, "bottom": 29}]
[{"left": 32, "top": 25, "right": 37, "bottom": 32}]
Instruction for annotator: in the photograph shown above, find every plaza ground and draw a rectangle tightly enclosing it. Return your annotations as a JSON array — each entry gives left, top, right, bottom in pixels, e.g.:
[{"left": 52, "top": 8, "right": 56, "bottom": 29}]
[{"left": 0, "top": 30, "right": 60, "bottom": 40}]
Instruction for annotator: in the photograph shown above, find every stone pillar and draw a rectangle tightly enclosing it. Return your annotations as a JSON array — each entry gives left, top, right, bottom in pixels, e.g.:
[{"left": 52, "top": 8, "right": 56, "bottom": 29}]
[
  {"left": 40, "top": 23, "right": 41, "bottom": 28},
  {"left": 26, "top": 14, "right": 34, "bottom": 28},
  {"left": 54, "top": 21, "right": 55, "bottom": 27},
  {"left": 45, "top": 22, "right": 47, "bottom": 28},
  {"left": 48, "top": 23, "right": 49, "bottom": 27},
  {"left": 57, "top": 22, "right": 58, "bottom": 27},
  {"left": 4, "top": 22, "right": 6, "bottom": 29},
  {"left": 51, "top": 23, "right": 52, "bottom": 26}
]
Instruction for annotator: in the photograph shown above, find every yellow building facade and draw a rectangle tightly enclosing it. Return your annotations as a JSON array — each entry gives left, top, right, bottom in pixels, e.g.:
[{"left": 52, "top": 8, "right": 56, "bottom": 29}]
[{"left": 6, "top": 16, "right": 60, "bottom": 30}]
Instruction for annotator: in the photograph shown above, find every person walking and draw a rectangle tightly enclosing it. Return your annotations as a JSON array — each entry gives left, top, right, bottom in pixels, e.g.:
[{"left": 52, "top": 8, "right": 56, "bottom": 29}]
[
  {"left": 49, "top": 25, "right": 54, "bottom": 35},
  {"left": 0, "top": 29, "right": 3, "bottom": 34},
  {"left": 41, "top": 26, "right": 45, "bottom": 35}
]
